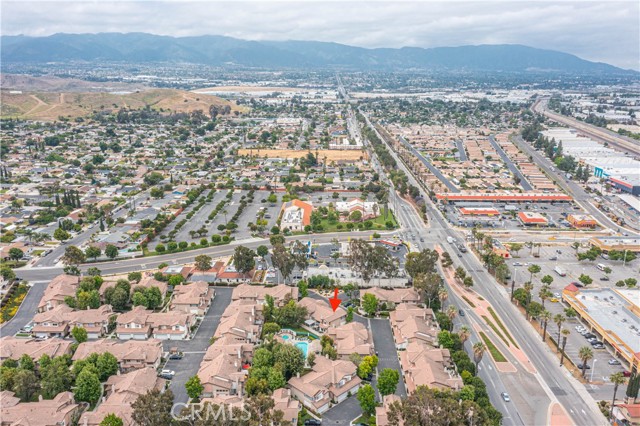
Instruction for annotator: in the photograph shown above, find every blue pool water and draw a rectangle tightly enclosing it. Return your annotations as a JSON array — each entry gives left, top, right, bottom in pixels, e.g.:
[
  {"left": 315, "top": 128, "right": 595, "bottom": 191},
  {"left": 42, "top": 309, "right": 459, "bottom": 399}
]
[
  {"left": 295, "top": 341, "right": 309, "bottom": 357},
  {"left": 281, "top": 334, "right": 290, "bottom": 340}
]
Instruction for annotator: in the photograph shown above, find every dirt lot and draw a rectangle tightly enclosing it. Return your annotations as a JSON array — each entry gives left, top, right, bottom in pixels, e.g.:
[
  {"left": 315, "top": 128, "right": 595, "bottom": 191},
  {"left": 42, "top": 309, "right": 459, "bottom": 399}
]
[
  {"left": 237, "top": 148, "right": 367, "bottom": 161},
  {"left": 1, "top": 88, "right": 244, "bottom": 120},
  {"left": 193, "top": 86, "right": 305, "bottom": 93}
]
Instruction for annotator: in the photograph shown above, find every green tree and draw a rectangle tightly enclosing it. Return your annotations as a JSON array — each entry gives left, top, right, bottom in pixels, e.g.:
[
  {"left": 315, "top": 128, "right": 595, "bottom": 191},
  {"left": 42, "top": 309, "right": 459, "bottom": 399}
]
[
  {"left": 71, "top": 326, "right": 88, "bottom": 343},
  {"left": 53, "top": 228, "right": 71, "bottom": 243},
  {"left": 579, "top": 346, "right": 594, "bottom": 378},
  {"left": 273, "top": 344, "right": 305, "bottom": 380},
  {"left": 185, "top": 375, "right": 204, "bottom": 400},
  {"left": 131, "top": 389, "right": 174, "bottom": 426},
  {"left": 297, "top": 280, "right": 308, "bottom": 298},
  {"left": 377, "top": 368, "right": 400, "bottom": 396},
  {"left": 74, "top": 368, "right": 101, "bottom": 405},
  {"left": 233, "top": 245, "right": 256, "bottom": 274},
  {"left": 362, "top": 293, "right": 378, "bottom": 316},
  {"left": 252, "top": 348, "right": 274, "bottom": 370},
  {"left": 62, "top": 245, "right": 85, "bottom": 265},
  {"left": 357, "top": 384, "right": 376, "bottom": 415},
  {"left": 96, "top": 352, "right": 119, "bottom": 381},
  {"left": 610, "top": 372, "right": 626, "bottom": 418},
  {"left": 8, "top": 248, "right": 23, "bottom": 261},
  {"left": 105, "top": 244, "right": 119, "bottom": 260},
  {"left": 85, "top": 246, "right": 102, "bottom": 260},
  {"left": 12, "top": 369, "right": 39, "bottom": 401},
  {"left": 100, "top": 414, "right": 124, "bottom": 426},
  {"left": 267, "top": 368, "right": 286, "bottom": 391},
  {"left": 194, "top": 254, "right": 212, "bottom": 272},
  {"left": 257, "top": 245, "right": 269, "bottom": 258},
  {"left": 132, "top": 291, "right": 148, "bottom": 307},
  {"left": 145, "top": 286, "right": 163, "bottom": 310},
  {"left": 41, "top": 357, "right": 74, "bottom": 399},
  {"left": 579, "top": 274, "right": 593, "bottom": 286},
  {"left": 127, "top": 272, "right": 142, "bottom": 283}
]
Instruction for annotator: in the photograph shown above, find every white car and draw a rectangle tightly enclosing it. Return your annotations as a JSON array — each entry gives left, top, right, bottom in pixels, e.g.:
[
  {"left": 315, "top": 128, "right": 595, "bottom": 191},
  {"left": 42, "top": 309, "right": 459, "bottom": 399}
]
[
  {"left": 159, "top": 369, "right": 175, "bottom": 379},
  {"left": 501, "top": 392, "right": 511, "bottom": 402}
]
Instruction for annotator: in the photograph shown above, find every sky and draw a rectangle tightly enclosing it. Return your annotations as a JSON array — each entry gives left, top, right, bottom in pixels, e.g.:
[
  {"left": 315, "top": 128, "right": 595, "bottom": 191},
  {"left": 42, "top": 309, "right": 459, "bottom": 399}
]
[{"left": 2, "top": 0, "right": 639, "bottom": 70}]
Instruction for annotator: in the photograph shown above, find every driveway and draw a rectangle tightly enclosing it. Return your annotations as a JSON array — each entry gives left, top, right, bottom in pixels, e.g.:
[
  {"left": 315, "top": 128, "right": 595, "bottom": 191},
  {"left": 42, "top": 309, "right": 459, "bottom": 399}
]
[
  {"left": 321, "top": 394, "right": 362, "bottom": 426},
  {"left": 369, "top": 318, "right": 406, "bottom": 398},
  {"left": 0, "top": 281, "right": 48, "bottom": 336},
  {"left": 164, "top": 287, "right": 233, "bottom": 411}
]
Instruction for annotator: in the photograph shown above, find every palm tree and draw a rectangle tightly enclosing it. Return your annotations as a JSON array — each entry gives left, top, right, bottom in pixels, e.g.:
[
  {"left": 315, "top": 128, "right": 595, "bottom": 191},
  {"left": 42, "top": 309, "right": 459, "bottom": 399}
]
[
  {"left": 554, "top": 314, "right": 566, "bottom": 351},
  {"left": 541, "top": 310, "right": 552, "bottom": 342},
  {"left": 446, "top": 305, "right": 457, "bottom": 331},
  {"left": 609, "top": 372, "right": 626, "bottom": 418},
  {"left": 459, "top": 326, "right": 471, "bottom": 346},
  {"left": 473, "top": 342, "right": 486, "bottom": 372},
  {"left": 578, "top": 346, "right": 594, "bottom": 378},
  {"left": 539, "top": 287, "right": 551, "bottom": 309},
  {"left": 523, "top": 282, "right": 534, "bottom": 318},
  {"left": 438, "top": 288, "right": 448, "bottom": 308},
  {"left": 559, "top": 329, "right": 570, "bottom": 366}
]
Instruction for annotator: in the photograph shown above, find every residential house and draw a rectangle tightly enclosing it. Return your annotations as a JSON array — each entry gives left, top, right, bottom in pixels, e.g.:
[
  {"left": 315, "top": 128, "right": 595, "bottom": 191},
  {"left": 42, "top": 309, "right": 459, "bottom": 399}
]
[
  {"left": 37, "top": 274, "right": 79, "bottom": 312},
  {"left": 288, "top": 355, "right": 362, "bottom": 414},
  {"left": 204, "top": 334, "right": 254, "bottom": 365},
  {"left": 79, "top": 367, "right": 166, "bottom": 426},
  {"left": 116, "top": 306, "right": 152, "bottom": 340},
  {"left": 0, "top": 392, "right": 80, "bottom": 426},
  {"left": 231, "top": 283, "right": 297, "bottom": 306},
  {"left": 171, "top": 281, "right": 215, "bottom": 317},
  {"left": 0, "top": 337, "right": 73, "bottom": 362},
  {"left": 361, "top": 288, "right": 421, "bottom": 309},
  {"left": 280, "top": 199, "right": 312, "bottom": 232},
  {"left": 298, "top": 297, "right": 346, "bottom": 333},
  {"left": 376, "top": 394, "right": 403, "bottom": 426},
  {"left": 215, "top": 263, "right": 253, "bottom": 285},
  {"left": 116, "top": 306, "right": 194, "bottom": 340},
  {"left": 214, "top": 300, "right": 263, "bottom": 343},
  {"left": 326, "top": 322, "right": 373, "bottom": 359},
  {"left": 389, "top": 303, "right": 438, "bottom": 349},
  {"left": 273, "top": 388, "right": 301, "bottom": 425},
  {"left": 399, "top": 341, "right": 463, "bottom": 394},
  {"left": 197, "top": 351, "right": 247, "bottom": 398},
  {"left": 32, "top": 304, "right": 114, "bottom": 339},
  {"left": 72, "top": 339, "right": 163, "bottom": 372}
]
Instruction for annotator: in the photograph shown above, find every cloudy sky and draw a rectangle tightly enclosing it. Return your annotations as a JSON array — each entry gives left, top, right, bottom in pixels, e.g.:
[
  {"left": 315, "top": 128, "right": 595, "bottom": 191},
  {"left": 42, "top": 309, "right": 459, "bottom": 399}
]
[{"left": 2, "top": 1, "right": 639, "bottom": 70}]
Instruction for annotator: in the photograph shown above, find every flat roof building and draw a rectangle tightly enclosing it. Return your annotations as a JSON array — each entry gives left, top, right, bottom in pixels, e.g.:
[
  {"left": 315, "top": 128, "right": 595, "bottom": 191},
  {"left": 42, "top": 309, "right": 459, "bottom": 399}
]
[
  {"left": 589, "top": 237, "right": 640, "bottom": 253},
  {"left": 518, "top": 211, "right": 549, "bottom": 226}
]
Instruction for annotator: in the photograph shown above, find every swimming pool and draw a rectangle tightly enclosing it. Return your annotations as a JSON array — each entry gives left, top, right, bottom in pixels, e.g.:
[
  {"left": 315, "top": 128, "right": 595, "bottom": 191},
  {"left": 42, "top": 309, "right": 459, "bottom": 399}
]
[
  {"left": 281, "top": 334, "right": 290, "bottom": 340},
  {"left": 295, "top": 341, "right": 309, "bottom": 357}
]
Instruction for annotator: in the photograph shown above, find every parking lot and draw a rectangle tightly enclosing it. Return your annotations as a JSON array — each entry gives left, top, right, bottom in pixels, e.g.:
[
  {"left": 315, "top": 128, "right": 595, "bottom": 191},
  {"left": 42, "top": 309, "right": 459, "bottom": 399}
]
[{"left": 508, "top": 244, "right": 637, "bottom": 381}]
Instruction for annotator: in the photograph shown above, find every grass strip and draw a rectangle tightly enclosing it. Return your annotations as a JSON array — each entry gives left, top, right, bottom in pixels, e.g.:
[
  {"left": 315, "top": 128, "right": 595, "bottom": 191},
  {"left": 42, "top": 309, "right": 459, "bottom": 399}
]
[
  {"left": 479, "top": 331, "right": 507, "bottom": 362},
  {"left": 481, "top": 315, "right": 509, "bottom": 347},
  {"left": 461, "top": 295, "right": 476, "bottom": 308},
  {"left": 487, "top": 306, "right": 519, "bottom": 349}
]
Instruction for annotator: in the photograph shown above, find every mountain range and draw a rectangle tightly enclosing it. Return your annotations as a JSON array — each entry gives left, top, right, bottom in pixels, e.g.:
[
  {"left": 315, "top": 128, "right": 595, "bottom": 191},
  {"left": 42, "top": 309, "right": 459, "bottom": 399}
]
[{"left": 1, "top": 32, "right": 633, "bottom": 74}]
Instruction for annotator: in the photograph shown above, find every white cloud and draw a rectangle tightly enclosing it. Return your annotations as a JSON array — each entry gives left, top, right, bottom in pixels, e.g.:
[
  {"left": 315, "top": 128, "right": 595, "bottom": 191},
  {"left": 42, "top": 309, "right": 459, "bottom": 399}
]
[{"left": 1, "top": 1, "right": 638, "bottom": 69}]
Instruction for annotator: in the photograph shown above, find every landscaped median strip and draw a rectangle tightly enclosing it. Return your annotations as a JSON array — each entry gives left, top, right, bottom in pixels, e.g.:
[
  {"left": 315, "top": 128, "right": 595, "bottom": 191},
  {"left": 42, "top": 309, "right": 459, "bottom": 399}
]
[
  {"left": 479, "top": 331, "right": 507, "bottom": 362},
  {"left": 487, "top": 306, "right": 519, "bottom": 349},
  {"left": 481, "top": 315, "right": 510, "bottom": 347}
]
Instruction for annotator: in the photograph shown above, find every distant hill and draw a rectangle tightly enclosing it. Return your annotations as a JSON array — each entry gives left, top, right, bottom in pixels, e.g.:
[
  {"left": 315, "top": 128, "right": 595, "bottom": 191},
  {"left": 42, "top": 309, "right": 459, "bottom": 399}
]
[
  {"left": 0, "top": 88, "right": 243, "bottom": 120},
  {"left": 1, "top": 32, "right": 633, "bottom": 74}
]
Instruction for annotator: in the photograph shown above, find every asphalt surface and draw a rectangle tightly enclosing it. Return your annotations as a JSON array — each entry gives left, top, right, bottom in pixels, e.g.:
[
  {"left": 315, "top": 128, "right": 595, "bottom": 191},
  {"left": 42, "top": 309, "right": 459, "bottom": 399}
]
[
  {"left": 363, "top": 110, "right": 607, "bottom": 426},
  {"left": 166, "top": 287, "right": 233, "bottom": 412},
  {"left": 0, "top": 281, "right": 48, "bottom": 337},
  {"left": 487, "top": 135, "right": 533, "bottom": 191},
  {"left": 398, "top": 135, "right": 460, "bottom": 193},
  {"left": 455, "top": 139, "right": 468, "bottom": 161},
  {"left": 511, "top": 135, "right": 638, "bottom": 237}
]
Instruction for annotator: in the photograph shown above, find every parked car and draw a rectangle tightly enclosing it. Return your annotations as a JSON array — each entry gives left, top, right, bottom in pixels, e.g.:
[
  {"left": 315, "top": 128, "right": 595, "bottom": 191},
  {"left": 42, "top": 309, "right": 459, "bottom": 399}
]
[
  {"left": 304, "top": 420, "right": 322, "bottom": 426},
  {"left": 575, "top": 326, "right": 585, "bottom": 331},
  {"left": 577, "top": 364, "right": 591, "bottom": 370},
  {"left": 501, "top": 392, "right": 511, "bottom": 402},
  {"left": 550, "top": 298, "right": 559, "bottom": 303},
  {"left": 584, "top": 333, "right": 596, "bottom": 339},
  {"left": 572, "top": 282, "right": 584, "bottom": 288},
  {"left": 554, "top": 293, "right": 561, "bottom": 298},
  {"left": 600, "top": 276, "right": 610, "bottom": 281},
  {"left": 168, "top": 352, "right": 184, "bottom": 360},
  {"left": 608, "top": 359, "right": 621, "bottom": 365},
  {"left": 549, "top": 256, "right": 558, "bottom": 261},
  {"left": 159, "top": 369, "right": 175, "bottom": 379},
  {"left": 623, "top": 371, "right": 632, "bottom": 377},
  {"left": 586, "top": 337, "right": 598, "bottom": 343},
  {"left": 592, "top": 343, "right": 605, "bottom": 349}
]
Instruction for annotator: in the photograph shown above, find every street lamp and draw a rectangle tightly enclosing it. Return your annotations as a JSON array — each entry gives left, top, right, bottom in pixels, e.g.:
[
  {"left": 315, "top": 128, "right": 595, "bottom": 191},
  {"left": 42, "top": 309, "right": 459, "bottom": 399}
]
[
  {"left": 511, "top": 266, "right": 518, "bottom": 301},
  {"left": 590, "top": 359, "right": 598, "bottom": 382}
]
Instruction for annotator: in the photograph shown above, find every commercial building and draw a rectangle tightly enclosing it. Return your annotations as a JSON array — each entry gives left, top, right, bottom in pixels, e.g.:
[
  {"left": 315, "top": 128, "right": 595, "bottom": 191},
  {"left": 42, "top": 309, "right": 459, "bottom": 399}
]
[
  {"left": 562, "top": 286, "right": 640, "bottom": 372},
  {"left": 589, "top": 237, "right": 640, "bottom": 253},
  {"left": 567, "top": 214, "right": 597, "bottom": 229},
  {"left": 435, "top": 192, "right": 572, "bottom": 203},
  {"left": 280, "top": 199, "right": 313, "bottom": 232},
  {"left": 458, "top": 207, "right": 500, "bottom": 216},
  {"left": 517, "top": 211, "right": 549, "bottom": 227}
]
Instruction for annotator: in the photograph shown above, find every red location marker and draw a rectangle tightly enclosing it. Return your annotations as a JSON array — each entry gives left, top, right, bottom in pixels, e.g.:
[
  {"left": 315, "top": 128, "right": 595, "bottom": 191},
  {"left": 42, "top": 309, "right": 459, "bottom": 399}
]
[{"left": 329, "top": 288, "right": 341, "bottom": 312}]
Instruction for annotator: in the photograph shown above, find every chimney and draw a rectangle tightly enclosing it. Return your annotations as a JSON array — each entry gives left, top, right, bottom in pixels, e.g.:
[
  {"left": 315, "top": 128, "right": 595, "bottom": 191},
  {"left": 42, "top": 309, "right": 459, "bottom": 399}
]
[
  {"left": 237, "top": 347, "right": 241, "bottom": 358},
  {"left": 296, "top": 372, "right": 300, "bottom": 378},
  {"left": 38, "top": 395, "right": 43, "bottom": 402}
]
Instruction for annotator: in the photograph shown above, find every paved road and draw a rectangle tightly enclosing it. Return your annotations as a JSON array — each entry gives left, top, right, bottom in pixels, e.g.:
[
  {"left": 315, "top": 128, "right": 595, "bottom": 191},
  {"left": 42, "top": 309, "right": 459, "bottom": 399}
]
[
  {"left": 0, "top": 281, "right": 48, "bottom": 337},
  {"left": 487, "top": 135, "right": 533, "bottom": 191},
  {"left": 511, "top": 135, "right": 638, "bottom": 237},
  {"left": 369, "top": 318, "right": 407, "bottom": 398},
  {"left": 321, "top": 394, "right": 362, "bottom": 425},
  {"left": 363, "top": 110, "right": 607, "bottom": 426},
  {"left": 166, "top": 287, "right": 233, "bottom": 411},
  {"left": 455, "top": 139, "right": 468, "bottom": 161},
  {"left": 398, "top": 135, "right": 460, "bottom": 193}
]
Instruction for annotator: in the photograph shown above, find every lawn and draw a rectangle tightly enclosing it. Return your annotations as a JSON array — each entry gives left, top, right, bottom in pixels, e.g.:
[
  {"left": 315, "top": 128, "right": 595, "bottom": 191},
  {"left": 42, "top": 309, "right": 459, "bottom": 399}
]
[
  {"left": 479, "top": 331, "right": 507, "bottom": 362},
  {"left": 317, "top": 210, "right": 399, "bottom": 233},
  {"left": 487, "top": 307, "right": 519, "bottom": 349},
  {"left": 481, "top": 315, "right": 509, "bottom": 347},
  {"left": 461, "top": 295, "right": 476, "bottom": 308}
]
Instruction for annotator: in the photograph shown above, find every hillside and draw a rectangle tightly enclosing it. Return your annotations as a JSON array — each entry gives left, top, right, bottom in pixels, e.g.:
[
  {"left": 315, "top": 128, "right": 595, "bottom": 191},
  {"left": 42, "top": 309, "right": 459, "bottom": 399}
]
[
  {"left": 0, "top": 88, "right": 243, "bottom": 121},
  {"left": 1, "top": 33, "right": 633, "bottom": 74}
]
